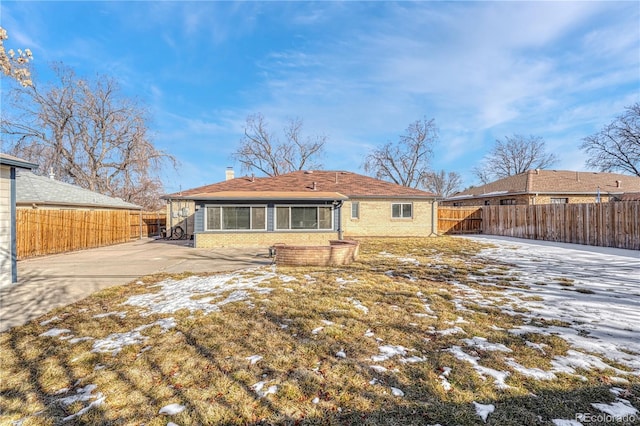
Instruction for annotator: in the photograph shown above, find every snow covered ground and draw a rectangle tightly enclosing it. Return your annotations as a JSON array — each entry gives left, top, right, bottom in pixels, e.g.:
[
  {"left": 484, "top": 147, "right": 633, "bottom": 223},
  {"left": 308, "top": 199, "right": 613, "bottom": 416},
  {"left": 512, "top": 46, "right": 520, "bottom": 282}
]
[
  {"left": 29, "top": 236, "right": 639, "bottom": 424},
  {"left": 460, "top": 235, "right": 640, "bottom": 374}
]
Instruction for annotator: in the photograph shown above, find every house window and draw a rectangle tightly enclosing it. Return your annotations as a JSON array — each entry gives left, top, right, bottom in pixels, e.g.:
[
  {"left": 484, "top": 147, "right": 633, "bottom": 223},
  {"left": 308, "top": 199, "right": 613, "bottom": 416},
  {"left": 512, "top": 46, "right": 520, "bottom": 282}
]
[
  {"left": 500, "top": 199, "right": 517, "bottom": 205},
  {"left": 551, "top": 198, "right": 568, "bottom": 204},
  {"left": 275, "top": 206, "right": 333, "bottom": 230},
  {"left": 205, "top": 206, "right": 266, "bottom": 230},
  {"left": 452, "top": 202, "right": 462, "bottom": 207},
  {"left": 391, "top": 203, "right": 412, "bottom": 219},
  {"left": 484, "top": 200, "right": 491, "bottom": 206},
  {"left": 351, "top": 201, "right": 359, "bottom": 219}
]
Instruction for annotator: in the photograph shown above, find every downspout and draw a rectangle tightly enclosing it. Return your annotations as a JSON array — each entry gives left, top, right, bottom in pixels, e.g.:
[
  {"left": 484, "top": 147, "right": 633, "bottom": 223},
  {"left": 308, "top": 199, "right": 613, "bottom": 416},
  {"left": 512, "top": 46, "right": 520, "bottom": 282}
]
[
  {"left": 429, "top": 198, "right": 438, "bottom": 236},
  {"left": 334, "top": 200, "right": 344, "bottom": 240},
  {"left": 169, "top": 198, "right": 174, "bottom": 237}
]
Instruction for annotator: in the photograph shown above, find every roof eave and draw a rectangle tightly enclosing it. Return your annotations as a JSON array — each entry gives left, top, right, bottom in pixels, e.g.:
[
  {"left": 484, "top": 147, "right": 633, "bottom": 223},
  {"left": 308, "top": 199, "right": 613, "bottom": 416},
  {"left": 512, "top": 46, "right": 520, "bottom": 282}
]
[
  {"left": 0, "top": 158, "right": 38, "bottom": 170},
  {"left": 445, "top": 190, "right": 628, "bottom": 200},
  {"left": 17, "top": 200, "right": 142, "bottom": 210},
  {"left": 348, "top": 194, "right": 437, "bottom": 200}
]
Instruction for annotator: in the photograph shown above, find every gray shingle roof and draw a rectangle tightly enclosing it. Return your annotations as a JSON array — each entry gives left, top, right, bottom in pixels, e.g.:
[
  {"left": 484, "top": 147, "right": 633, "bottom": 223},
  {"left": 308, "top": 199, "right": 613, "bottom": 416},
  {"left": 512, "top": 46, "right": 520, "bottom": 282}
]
[{"left": 16, "top": 170, "right": 141, "bottom": 210}]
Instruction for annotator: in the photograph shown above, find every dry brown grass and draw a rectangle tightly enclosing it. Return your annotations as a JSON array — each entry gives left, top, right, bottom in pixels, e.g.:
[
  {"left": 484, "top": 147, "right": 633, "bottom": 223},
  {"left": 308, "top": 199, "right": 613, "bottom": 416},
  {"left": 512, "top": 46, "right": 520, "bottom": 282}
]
[{"left": 1, "top": 237, "right": 638, "bottom": 425}]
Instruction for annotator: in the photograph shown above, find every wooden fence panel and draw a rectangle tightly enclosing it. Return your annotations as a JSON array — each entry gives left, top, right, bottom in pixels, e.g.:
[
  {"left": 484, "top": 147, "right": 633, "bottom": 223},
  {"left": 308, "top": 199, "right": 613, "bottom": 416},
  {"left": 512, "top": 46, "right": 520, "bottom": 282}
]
[
  {"left": 481, "top": 202, "right": 639, "bottom": 250},
  {"left": 130, "top": 211, "right": 166, "bottom": 239},
  {"left": 438, "top": 207, "right": 483, "bottom": 234},
  {"left": 16, "top": 209, "right": 166, "bottom": 260}
]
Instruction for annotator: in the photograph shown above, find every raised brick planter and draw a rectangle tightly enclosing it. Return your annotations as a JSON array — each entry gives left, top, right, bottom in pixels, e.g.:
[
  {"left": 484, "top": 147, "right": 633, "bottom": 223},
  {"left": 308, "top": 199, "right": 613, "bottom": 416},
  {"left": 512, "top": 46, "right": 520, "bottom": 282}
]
[{"left": 273, "top": 240, "right": 359, "bottom": 266}]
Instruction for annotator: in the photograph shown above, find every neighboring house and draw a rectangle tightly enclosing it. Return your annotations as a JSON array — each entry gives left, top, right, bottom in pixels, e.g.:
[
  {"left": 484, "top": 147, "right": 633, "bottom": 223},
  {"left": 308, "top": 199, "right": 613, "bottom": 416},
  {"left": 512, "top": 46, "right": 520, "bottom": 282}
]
[
  {"left": 620, "top": 192, "right": 640, "bottom": 201},
  {"left": 1, "top": 153, "right": 38, "bottom": 286},
  {"left": 15, "top": 170, "right": 143, "bottom": 259},
  {"left": 15, "top": 169, "right": 141, "bottom": 211},
  {"left": 442, "top": 170, "right": 640, "bottom": 206},
  {"left": 162, "top": 169, "right": 438, "bottom": 248}
]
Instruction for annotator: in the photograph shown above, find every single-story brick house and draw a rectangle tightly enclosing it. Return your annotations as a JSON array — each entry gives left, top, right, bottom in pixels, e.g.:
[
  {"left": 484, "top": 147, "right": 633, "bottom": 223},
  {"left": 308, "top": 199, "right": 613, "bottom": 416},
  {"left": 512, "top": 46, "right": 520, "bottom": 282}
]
[
  {"left": 441, "top": 170, "right": 640, "bottom": 206},
  {"left": 1, "top": 153, "right": 38, "bottom": 286},
  {"left": 162, "top": 169, "right": 438, "bottom": 247}
]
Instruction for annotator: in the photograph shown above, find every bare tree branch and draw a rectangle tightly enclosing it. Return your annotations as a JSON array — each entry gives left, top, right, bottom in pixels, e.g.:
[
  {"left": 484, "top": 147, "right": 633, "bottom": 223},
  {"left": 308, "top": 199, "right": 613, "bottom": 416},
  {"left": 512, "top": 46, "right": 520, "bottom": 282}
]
[
  {"left": 233, "top": 113, "right": 325, "bottom": 176},
  {"left": 364, "top": 117, "right": 438, "bottom": 188},
  {"left": 1, "top": 63, "right": 176, "bottom": 210},
  {"left": 473, "top": 134, "right": 558, "bottom": 183},
  {"left": 581, "top": 103, "right": 640, "bottom": 177},
  {"left": 422, "top": 170, "right": 462, "bottom": 197}
]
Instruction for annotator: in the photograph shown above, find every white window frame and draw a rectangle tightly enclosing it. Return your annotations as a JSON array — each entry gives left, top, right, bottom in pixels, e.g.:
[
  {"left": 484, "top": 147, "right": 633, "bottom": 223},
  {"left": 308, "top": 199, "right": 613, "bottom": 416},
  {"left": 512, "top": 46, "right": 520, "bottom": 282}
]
[
  {"left": 391, "top": 202, "right": 413, "bottom": 219},
  {"left": 351, "top": 201, "right": 360, "bottom": 219},
  {"left": 275, "top": 205, "right": 334, "bottom": 231},
  {"left": 550, "top": 198, "right": 569, "bottom": 204},
  {"left": 204, "top": 205, "right": 267, "bottom": 231}
]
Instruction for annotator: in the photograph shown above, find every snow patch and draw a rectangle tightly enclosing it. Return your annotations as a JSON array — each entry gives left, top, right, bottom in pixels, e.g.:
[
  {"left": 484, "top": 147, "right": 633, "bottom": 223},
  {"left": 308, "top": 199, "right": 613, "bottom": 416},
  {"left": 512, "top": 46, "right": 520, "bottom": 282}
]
[
  {"left": 123, "top": 269, "right": 281, "bottom": 316},
  {"left": 390, "top": 387, "right": 405, "bottom": 397},
  {"left": 40, "top": 328, "right": 71, "bottom": 338},
  {"left": 159, "top": 403, "right": 185, "bottom": 415},
  {"left": 371, "top": 345, "right": 407, "bottom": 362},
  {"left": 448, "top": 346, "right": 511, "bottom": 389},
  {"left": 251, "top": 381, "right": 278, "bottom": 398},
  {"left": 591, "top": 399, "right": 638, "bottom": 419},
  {"left": 473, "top": 402, "right": 495, "bottom": 423},
  {"left": 246, "top": 355, "right": 263, "bottom": 365},
  {"left": 463, "top": 336, "right": 512, "bottom": 352},
  {"left": 552, "top": 420, "right": 583, "bottom": 426},
  {"left": 92, "top": 318, "right": 176, "bottom": 355}
]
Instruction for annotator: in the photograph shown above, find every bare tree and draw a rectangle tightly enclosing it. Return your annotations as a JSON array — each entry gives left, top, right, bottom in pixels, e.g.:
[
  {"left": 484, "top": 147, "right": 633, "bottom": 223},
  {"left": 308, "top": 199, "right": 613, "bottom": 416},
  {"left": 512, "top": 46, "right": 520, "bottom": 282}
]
[
  {"left": 1, "top": 64, "right": 175, "bottom": 210},
  {"left": 474, "top": 134, "right": 558, "bottom": 183},
  {"left": 364, "top": 117, "right": 438, "bottom": 188},
  {"left": 581, "top": 103, "right": 640, "bottom": 177},
  {"left": 0, "top": 26, "right": 33, "bottom": 87},
  {"left": 233, "top": 113, "right": 325, "bottom": 176},
  {"left": 422, "top": 170, "right": 462, "bottom": 198}
]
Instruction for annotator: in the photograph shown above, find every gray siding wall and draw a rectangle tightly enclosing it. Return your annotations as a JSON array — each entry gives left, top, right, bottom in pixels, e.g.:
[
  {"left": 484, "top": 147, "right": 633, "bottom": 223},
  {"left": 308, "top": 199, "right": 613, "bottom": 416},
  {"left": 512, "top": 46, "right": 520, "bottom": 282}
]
[{"left": 194, "top": 202, "right": 205, "bottom": 233}]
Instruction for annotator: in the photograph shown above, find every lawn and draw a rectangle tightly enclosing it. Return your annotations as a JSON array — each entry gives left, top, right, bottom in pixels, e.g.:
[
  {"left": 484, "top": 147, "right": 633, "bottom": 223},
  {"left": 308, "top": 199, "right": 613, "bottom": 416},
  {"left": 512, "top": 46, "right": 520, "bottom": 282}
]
[{"left": 1, "top": 237, "right": 638, "bottom": 425}]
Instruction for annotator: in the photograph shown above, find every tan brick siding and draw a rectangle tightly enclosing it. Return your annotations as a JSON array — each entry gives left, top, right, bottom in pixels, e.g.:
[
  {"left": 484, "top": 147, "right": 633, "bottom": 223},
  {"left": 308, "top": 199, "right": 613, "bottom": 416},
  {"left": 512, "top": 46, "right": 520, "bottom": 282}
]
[
  {"left": 342, "top": 198, "right": 436, "bottom": 237},
  {"left": 195, "top": 231, "right": 339, "bottom": 248},
  {"left": 166, "top": 200, "right": 196, "bottom": 237}
]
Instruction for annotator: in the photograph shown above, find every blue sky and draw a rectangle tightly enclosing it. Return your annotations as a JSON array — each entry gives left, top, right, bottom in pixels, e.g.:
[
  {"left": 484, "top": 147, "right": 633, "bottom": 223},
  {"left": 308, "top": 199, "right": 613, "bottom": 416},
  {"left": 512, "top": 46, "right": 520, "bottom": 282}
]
[{"left": 2, "top": 1, "right": 638, "bottom": 193}]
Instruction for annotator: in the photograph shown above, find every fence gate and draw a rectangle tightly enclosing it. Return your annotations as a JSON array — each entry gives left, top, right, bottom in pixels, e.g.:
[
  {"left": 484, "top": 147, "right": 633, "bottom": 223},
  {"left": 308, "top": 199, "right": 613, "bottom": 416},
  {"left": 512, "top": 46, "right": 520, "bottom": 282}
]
[{"left": 438, "top": 207, "right": 483, "bottom": 234}]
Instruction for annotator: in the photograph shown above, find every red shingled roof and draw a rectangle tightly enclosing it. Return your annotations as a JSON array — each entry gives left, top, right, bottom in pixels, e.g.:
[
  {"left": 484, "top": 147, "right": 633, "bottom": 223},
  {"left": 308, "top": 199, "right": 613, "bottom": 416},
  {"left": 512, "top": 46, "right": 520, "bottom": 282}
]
[{"left": 164, "top": 170, "right": 436, "bottom": 199}]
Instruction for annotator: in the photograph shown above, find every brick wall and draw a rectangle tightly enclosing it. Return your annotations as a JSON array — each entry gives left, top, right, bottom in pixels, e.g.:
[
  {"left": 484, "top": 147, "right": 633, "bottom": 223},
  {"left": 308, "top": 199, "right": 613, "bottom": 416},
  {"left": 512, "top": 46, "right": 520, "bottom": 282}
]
[
  {"left": 342, "top": 198, "right": 436, "bottom": 237},
  {"left": 194, "top": 231, "right": 339, "bottom": 248},
  {"left": 165, "top": 199, "right": 196, "bottom": 238},
  {"left": 274, "top": 240, "right": 359, "bottom": 266}
]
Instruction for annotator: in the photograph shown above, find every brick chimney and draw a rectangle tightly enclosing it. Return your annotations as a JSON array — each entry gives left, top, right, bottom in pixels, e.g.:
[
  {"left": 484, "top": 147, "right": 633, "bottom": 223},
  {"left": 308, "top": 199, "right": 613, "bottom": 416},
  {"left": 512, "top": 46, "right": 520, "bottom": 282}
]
[{"left": 225, "top": 167, "right": 234, "bottom": 181}]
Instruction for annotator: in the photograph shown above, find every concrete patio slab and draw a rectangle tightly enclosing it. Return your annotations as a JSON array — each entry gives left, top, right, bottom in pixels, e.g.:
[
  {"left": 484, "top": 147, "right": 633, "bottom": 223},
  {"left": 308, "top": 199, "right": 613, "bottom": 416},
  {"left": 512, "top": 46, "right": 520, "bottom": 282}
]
[{"left": 0, "top": 238, "right": 271, "bottom": 332}]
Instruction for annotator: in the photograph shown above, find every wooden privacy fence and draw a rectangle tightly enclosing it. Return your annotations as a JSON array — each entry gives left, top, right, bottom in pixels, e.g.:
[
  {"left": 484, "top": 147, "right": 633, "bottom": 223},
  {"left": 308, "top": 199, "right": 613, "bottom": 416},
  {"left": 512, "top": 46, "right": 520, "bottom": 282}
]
[
  {"left": 438, "top": 207, "right": 483, "bottom": 234},
  {"left": 482, "top": 202, "right": 640, "bottom": 250},
  {"left": 129, "top": 211, "right": 166, "bottom": 239},
  {"left": 17, "top": 209, "right": 167, "bottom": 259}
]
